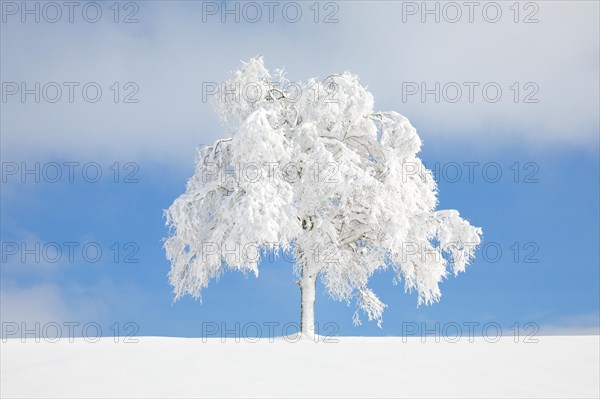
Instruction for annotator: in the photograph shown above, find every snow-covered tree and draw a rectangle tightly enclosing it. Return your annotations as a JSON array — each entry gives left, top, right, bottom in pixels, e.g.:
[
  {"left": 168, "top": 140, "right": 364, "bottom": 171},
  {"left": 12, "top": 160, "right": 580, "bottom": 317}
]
[{"left": 164, "top": 57, "right": 482, "bottom": 338}]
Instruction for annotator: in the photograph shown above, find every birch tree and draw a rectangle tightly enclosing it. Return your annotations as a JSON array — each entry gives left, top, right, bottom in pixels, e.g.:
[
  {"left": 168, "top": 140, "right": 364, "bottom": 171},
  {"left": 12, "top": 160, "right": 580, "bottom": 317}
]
[{"left": 164, "top": 57, "right": 482, "bottom": 338}]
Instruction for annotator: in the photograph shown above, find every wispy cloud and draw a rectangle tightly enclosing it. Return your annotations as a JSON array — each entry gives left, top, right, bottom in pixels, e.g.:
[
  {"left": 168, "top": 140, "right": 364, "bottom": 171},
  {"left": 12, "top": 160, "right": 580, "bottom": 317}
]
[{"left": 539, "top": 312, "right": 600, "bottom": 335}]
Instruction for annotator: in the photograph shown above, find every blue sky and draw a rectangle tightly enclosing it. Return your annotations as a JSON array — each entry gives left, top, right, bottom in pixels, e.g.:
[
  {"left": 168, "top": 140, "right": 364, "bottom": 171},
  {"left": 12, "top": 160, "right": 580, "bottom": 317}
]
[{"left": 1, "top": 1, "right": 599, "bottom": 338}]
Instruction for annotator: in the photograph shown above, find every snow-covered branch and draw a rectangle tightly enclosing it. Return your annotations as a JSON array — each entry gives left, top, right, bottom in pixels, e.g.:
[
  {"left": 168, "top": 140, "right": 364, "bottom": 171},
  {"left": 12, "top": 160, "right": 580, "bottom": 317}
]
[{"left": 164, "top": 57, "right": 483, "bottom": 330}]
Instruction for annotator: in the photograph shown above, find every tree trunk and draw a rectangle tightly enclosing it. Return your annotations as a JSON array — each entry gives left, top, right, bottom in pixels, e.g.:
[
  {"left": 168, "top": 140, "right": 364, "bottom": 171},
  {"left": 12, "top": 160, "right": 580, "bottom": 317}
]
[{"left": 299, "top": 267, "right": 316, "bottom": 339}]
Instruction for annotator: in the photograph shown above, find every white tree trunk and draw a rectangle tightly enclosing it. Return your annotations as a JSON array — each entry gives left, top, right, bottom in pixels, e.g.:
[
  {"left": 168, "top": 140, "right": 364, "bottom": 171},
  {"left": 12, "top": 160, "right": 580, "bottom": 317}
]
[{"left": 299, "top": 267, "right": 316, "bottom": 339}]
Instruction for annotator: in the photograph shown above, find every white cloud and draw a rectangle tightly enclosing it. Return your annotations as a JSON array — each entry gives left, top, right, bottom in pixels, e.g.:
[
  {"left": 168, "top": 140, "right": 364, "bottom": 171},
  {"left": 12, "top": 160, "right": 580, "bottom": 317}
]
[
  {"left": 1, "top": 1, "right": 598, "bottom": 166},
  {"left": 539, "top": 312, "right": 600, "bottom": 335},
  {"left": 0, "top": 283, "right": 71, "bottom": 327},
  {"left": 0, "top": 279, "right": 148, "bottom": 339}
]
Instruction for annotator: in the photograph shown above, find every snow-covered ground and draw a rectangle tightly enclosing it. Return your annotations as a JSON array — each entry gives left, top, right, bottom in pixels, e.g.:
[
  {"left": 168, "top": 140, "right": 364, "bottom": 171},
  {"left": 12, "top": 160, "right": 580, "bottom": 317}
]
[{"left": 1, "top": 335, "right": 598, "bottom": 398}]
